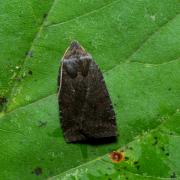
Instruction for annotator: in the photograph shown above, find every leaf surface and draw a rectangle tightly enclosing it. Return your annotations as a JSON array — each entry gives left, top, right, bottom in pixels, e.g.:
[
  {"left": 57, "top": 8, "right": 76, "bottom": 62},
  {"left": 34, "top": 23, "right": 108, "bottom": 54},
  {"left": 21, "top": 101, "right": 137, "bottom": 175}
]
[{"left": 0, "top": 0, "right": 179, "bottom": 179}]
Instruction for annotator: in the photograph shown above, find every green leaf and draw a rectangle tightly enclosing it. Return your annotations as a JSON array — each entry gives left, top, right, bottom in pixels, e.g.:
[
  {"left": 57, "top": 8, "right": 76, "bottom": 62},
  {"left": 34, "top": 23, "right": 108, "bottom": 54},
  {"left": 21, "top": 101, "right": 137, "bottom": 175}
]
[
  {"left": 51, "top": 112, "right": 180, "bottom": 180},
  {"left": 0, "top": 0, "right": 179, "bottom": 179}
]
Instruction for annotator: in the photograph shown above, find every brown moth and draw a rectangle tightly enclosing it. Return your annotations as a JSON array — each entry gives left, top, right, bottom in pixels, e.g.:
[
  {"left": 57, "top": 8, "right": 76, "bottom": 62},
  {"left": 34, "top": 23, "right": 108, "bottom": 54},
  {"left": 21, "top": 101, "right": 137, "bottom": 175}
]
[{"left": 57, "top": 41, "right": 117, "bottom": 142}]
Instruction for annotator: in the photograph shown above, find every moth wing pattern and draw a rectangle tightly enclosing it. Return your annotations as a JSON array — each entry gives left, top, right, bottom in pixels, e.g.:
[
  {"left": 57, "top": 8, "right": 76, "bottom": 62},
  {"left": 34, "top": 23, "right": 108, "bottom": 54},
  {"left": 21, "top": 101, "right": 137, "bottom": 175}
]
[
  {"left": 58, "top": 41, "right": 117, "bottom": 142},
  {"left": 82, "top": 60, "right": 116, "bottom": 139}
]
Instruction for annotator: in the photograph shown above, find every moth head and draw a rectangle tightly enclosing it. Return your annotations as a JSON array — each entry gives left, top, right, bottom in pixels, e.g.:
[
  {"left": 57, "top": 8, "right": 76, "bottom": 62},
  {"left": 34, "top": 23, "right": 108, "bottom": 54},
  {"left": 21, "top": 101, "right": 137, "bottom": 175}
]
[
  {"left": 63, "top": 41, "right": 88, "bottom": 59},
  {"left": 62, "top": 41, "right": 93, "bottom": 78}
]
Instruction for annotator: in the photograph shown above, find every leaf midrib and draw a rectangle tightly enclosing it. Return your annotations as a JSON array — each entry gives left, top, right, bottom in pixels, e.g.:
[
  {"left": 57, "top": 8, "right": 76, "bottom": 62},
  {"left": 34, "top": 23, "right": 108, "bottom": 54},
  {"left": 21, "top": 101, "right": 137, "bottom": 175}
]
[{"left": 45, "top": 0, "right": 118, "bottom": 28}]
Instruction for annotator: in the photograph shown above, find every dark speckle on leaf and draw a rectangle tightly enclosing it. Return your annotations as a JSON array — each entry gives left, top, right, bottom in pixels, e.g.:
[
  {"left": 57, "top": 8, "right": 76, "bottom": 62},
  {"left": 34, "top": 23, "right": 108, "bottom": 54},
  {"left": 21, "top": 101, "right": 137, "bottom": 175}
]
[
  {"left": 26, "top": 51, "right": 33, "bottom": 57},
  {"left": 43, "top": 13, "right": 47, "bottom": 18},
  {"left": 125, "top": 156, "right": 129, "bottom": 160},
  {"left": 170, "top": 172, "right": 176, "bottom": 178},
  {"left": 152, "top": 137, "right": 158, "bottom": 145},
  {"left": 28, "top": 70, "right": 33, "bottom": 75},
  {"left": 33, "top": 167, "right": 42, "bottom": 176},
  {"left": 134, "top": 161, "right": 138, "bottom": 165},
  {"left": 0, "top": 96, "right": 7, "bottom": 105},
  {"left": 168, "top": 88, "right": 172, "bottom": 91},
  {"left": 165, "top": 152, "right": 170, "bottom": 156},
  {"left": 136, "top": 165, "right": 140, "bottom": 170},
  {"left": 38, "top": 120, "right": 47, "bottom": 128},
  {"left": 127, "top": 146, "right": 133, "bottom": 150},
  {"left": 160, "top": 146, "right": 165, "bottom": 152}
]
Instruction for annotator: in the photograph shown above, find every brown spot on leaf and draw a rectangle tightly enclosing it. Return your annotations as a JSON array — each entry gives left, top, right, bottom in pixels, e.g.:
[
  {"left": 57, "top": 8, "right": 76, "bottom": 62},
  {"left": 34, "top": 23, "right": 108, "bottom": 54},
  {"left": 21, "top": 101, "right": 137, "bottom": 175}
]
[{"left": 109, "top": 151, "right": 124, "bottom": 163}]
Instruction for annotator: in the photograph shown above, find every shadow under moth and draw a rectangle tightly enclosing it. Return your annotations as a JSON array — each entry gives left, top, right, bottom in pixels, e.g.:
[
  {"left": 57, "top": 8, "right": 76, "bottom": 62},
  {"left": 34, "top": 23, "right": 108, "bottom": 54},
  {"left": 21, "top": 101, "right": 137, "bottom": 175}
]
[{"left": 57, "top": 41, "right": 117, "bottom": 143}]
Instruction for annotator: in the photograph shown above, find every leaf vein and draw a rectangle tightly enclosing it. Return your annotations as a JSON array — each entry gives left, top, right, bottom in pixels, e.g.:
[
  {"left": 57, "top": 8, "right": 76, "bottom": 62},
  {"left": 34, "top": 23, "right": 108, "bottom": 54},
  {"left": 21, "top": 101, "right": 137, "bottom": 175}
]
[
  {"left": 104, "top": 14, "right": 179, "bottom": 73},
  {"left": 49, "top": 111, "right": 178, "bottom": 179},
  {"left": 45, "top": 0, "right": 119, "bottom": 28}
]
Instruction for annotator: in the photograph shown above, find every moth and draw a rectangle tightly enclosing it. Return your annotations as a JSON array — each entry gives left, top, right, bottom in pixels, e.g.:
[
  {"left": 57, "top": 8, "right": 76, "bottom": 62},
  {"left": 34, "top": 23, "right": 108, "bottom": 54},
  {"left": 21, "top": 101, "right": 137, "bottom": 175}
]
[{"left": 57, "top": 41, "right": 117, "bottom": 142}]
